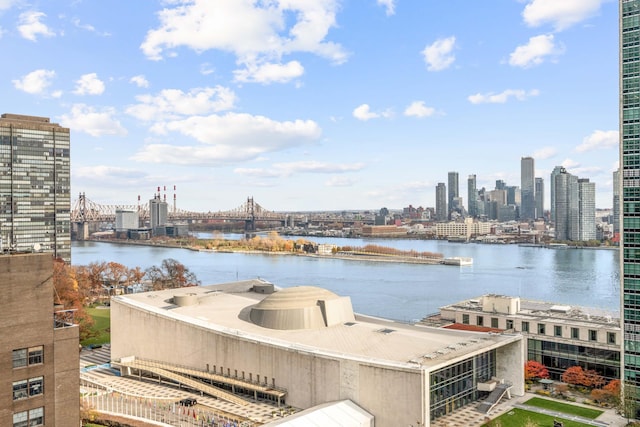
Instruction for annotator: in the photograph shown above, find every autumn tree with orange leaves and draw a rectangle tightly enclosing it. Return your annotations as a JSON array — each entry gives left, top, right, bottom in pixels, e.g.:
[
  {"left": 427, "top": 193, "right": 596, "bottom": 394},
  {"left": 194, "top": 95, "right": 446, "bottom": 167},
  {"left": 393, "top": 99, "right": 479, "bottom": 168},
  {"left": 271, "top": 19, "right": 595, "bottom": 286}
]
[
  {"left": 524, "top": 360, "right": 549, "bottom": 381},
  {"left": 53, "top": 258, "right": 94, "bottom": 340}
]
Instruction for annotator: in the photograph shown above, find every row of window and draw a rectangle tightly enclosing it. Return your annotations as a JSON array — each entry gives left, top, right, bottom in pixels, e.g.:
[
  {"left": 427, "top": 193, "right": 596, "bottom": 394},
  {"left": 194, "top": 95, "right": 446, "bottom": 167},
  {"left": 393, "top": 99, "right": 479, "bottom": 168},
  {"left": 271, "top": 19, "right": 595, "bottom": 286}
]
[
  {"left": 13, "top": 377, "right": 43, "bottom": 400},
  {"left": 460, "top": 314, "right": 616, "bottom": 344},
  {"left": 13, "top": 407, "right": 43, "bottom": 427},
  {"left": 12, "top": 346, "right": 43, "bottom": 368}
]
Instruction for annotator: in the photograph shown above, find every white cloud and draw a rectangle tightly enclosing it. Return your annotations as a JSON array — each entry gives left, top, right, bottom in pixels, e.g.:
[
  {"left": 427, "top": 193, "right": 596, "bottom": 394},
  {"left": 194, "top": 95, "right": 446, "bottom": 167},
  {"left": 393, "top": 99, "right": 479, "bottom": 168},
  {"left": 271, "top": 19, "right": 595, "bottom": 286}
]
[
  {"left": 132, "top": 113, "right": 321, "bottom": 165},
  {"left": 377, "top": 0, "right": 396, "bottom": 16},
  {"left": 326, "top": 176, "right": 356, "bottom": 187},
  {"left": 422, "top": 36, "right": 456, "bottom": 71},
  {"left": 467, "top": 89, "right": 540, "bottom": 104},
  {"left": 130, "top": 75, "right": 150, "bottom": 88},
  {"left": 18, "top": 11, "right": 55, "bottom": 41},
  {"left": 200, "top": 63, "right": 215, "bottom": 75},
  {"left": 575, "top": 130, "right": 619, "bottom": 152},
  {"left": 12, "top": 69, "right": 56, "bottom": 95},
  {"left": 236, "top": 161, "right": 364, "bottom": 178},
  {"left": 561, "top": 158, "right": 580, "bottom": 170},
  {"left": 73, "top": 73, "right": 105, "bottom": 95},
  {"left": 404, "top": 101, "right": 435, "bottom": 118},
  {"left": 234, "top": 60, "right": 304, "bottom": 84},
  {"left": 140, "top": 0, "right": 347, "bottom": 83},
  {"left": 352, "top": 104, "right": 392, "bottom": 121},
  {"left": 522, "top": 0, "right": 603, "bottom": 31},
  {"left": 509, "top": 34, "right": 563, "bottom": 68},
  {"left": 0, "top": 0, "right": 18, "bottom": 10},
  {"left": 59, "top": 104, "right": 127, "bottom": 137},
  {"left": 75, "top": 165, "right": 147, "bottom": 180},
  {"left": 533, "top": 146, "right": 558, "bottom": 160},
  {"left": 126, "top": 86, "right": 236, "bottom": 121}
]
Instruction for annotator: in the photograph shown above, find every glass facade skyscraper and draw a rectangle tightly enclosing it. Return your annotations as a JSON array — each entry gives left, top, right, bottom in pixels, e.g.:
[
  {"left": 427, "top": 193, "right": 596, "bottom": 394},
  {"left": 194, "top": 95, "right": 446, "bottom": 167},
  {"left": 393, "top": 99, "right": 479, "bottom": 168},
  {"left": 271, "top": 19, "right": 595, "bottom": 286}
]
[
  {"left": 520, "top": 157, "right": 535, "bottom": 220},
  {"left": 0, "top": 114, "right": 70, "bottom": 262},
  {"left": 622, "top": 0, "right": 640, "bottom": 413}
]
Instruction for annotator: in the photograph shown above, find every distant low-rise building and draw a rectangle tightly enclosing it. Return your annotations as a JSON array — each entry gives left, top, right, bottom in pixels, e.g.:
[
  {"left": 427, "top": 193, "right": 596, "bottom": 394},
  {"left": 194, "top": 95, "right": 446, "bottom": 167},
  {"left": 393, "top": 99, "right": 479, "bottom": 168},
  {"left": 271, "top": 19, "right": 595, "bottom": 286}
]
[{"left": 360, "top": 225, "right": 408, "bottom": 237}]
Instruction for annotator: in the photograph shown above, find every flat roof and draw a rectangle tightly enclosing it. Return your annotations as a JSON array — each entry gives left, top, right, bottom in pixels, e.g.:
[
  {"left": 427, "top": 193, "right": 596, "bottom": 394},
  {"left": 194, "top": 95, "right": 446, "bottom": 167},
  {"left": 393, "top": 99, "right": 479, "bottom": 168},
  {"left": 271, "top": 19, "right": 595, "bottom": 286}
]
[{"left": 114, "top": 280, "right": 520, "bottom": 370}]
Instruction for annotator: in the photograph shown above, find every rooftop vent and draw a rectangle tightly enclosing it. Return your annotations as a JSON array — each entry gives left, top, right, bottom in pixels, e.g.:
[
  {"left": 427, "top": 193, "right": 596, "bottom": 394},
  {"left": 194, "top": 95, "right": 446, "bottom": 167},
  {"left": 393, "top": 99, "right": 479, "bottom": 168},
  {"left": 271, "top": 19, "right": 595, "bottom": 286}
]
[{"left": 377, "top": 328, "right": 396, "bottom": 334}]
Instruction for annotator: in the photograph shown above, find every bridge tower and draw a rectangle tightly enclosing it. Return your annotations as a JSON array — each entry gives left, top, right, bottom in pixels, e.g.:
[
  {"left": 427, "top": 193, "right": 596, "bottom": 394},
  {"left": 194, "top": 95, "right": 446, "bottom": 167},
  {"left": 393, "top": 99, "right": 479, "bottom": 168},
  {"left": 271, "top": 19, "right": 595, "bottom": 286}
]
[
  {"left": 76, "top": 193, "right": 89, "bottom": 241},
  {"left": 244, "top": 197, "right": 256, "bottom": 233}
]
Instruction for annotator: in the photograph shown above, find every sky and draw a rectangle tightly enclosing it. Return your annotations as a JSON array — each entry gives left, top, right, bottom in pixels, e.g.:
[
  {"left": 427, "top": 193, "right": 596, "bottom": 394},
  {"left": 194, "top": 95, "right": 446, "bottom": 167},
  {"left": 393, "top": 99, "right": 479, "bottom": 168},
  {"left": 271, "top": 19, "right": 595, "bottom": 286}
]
[{"left": 0, "top": 0, "right": 619, "bottom": 212}]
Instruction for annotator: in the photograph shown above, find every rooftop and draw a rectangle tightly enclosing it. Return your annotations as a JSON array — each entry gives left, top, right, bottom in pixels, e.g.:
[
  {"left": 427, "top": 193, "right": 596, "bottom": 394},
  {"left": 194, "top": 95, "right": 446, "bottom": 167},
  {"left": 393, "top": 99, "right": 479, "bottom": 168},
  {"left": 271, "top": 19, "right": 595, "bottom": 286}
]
[{"left": 114, "top": 280, "right": 521, "bottom": 370}]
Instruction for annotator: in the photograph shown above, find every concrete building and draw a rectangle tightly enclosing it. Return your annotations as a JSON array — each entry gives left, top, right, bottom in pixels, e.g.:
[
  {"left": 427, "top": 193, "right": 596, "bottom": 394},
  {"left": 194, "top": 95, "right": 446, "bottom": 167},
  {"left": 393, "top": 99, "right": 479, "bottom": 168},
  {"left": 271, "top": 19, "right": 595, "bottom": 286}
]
[
  {"left": 110, "top": 281, "right": 525, "bottom": 426},
  {"left": 0, "top": 114, "right": 71, "bottom": 262},
  {"left": 437, "top": 294, "right": 620, "bottom": 381},
  {"left": 578, "top": 178, "right": 596, "bottom": 241},
  {"left": 535, "top": 177, "right": 544, "bottom": 220},
  {"left": 149, "top": 194, "right": 168, "bottom": 232},
  {"left": 0, "top": 253, "right": 79, "bottom": 426},
  {"left": 520, "top": 157, "right": 535, "bottom": 220},
  {"left": 448, "top": 171, "right": 459, "bottom": 218},
  {"left": 115, "top": 209, "right": 139, "bottom": 231},
  {"left": 550, "top": 166, "right": 563, "bottom": 225},
  {"left": 435, "top": 182, "right": 447, "bottom": 221},
  {"left": 621, "top": 0, "right": 640, "bottom": 413},
  {"left": 435, "top": 218, "right": 492, "bottom": 240},
  {"left": 468, "top": 174, "right": 478, "bottom": 218},
  {"left": 554, "top": 167, "right": 579, "bottom": 241}
]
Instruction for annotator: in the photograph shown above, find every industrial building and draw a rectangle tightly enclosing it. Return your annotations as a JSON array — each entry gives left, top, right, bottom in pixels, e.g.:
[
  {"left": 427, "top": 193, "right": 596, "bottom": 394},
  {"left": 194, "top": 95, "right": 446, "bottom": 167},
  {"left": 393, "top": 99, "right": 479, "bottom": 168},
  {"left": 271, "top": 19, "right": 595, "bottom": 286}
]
[
  {"left": 0, "top": 253, "right": 79, "bottom": 426},
  {"left": 111, "top": 280, "right": 524, "bottom": 426},
  {"left": 436, "top": 294, "right": 620, "bottom": 381}
]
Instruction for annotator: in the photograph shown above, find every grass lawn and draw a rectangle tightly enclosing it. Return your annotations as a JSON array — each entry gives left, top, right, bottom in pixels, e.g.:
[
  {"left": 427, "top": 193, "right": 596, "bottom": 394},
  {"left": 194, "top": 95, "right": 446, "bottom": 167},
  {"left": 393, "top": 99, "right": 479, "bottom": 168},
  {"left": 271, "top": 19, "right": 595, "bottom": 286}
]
[
  {"left": 81, "top": 306, "right": 111, "bottom": 347},
  {"left": 484, "top": 408, "right": 599, "bottom": 427},
  {"left": 524, "top": 397, "right": 603, "bottom": 419}
]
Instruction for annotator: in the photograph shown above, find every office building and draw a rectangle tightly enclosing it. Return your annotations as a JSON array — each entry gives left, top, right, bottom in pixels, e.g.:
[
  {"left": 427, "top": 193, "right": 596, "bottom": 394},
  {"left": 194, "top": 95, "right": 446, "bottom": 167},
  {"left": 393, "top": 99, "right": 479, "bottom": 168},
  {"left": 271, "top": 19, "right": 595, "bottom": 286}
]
[
  {"left": 520, "top": 157, "right": 535, "bottom": 220},
  {"left": 468, "top": 174, "right": 478, "bottom": 218},
  {"left": 550, "top": 166, "right": 563, "bottom": 224},
  {"left": 111, "top": 280, "right": 524, "bottom": 426},
  {"left": 437, "top": 295, "right": 620, "bottom": 381},
  {"left": 578, "top": 179, "right": 596, "bottom": 241},
  {"left": 535, "top": 177, "right": 544, "bottom": 220},
  {"left": 149, "top": 194, "right": 168, "bottom": 232},
  {"left": 435, "top": 182, "right": 447, "bottom": 221},
  {"left": 0, "top": 253, "right": 79, "bottom": 426},
  {"left": 495, "top": 180, "right": 506, "bottom": 191},
  {"left": 0, "top": 114, "right": 71, "bottom": 262},
  {"left": 115, "top": 209, "right": 139, "bottom": 231},
  {"left": 621, "top": 0, "right": 640, "bottom": 412},
  {"left": 448, "top": 171, "right": 459, "bottom": 218}
]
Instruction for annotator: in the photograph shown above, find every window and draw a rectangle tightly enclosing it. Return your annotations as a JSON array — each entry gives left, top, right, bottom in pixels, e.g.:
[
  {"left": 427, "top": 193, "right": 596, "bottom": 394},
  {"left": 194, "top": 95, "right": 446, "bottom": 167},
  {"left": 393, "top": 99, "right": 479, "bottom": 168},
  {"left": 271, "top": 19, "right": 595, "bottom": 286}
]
[
  {"left": 589, "top": 329, "right": 598, "bottom": 342},
  {"left": 13, "top": 377, "right": 43, "bottom": 400},
  {"left": 13, "top": 346, "right": 43, "bottom": 368},
  {"left": 13, "top": 408, "right": 44, "bottom": 427},
  {"left": 29, "top": 377, "right": 43, "bottom": 397},
  {"left": 477, "top": 316, "right": 484, "bottom": 326},
  {"left": 521, "top": 321, "right": 529, "bottom": 332},
  {"left": 554, "top": 325, "right": 562, "bottom": 337},
  {"left": 608, "top": 332, "right": 616, "bottom": 344},
  {"left": 506, "top": 319, "right": 514, "bottom": 330},
  {"left": 571, "top": 328, "right": 580, "bottom": 339},
  {"left": 462, "top": 314, "right": 469, "bottom": 324},
  {"left": 491, "top": 318, "right": 499, "bottom": 328},
  {"left": 13, "top": 380, "right": 27, "bottom": 400},
  {"left": 537, "top": 323, "right": 546, "bottom": 335}
]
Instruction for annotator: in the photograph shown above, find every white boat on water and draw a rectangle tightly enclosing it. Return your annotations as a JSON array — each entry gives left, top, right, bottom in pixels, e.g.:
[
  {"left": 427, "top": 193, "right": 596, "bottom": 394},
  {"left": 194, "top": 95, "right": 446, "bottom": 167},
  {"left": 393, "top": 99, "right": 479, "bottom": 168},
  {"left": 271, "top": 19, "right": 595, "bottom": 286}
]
[{"left": 441, "top": 257, "right": 473, "bottom": 266}]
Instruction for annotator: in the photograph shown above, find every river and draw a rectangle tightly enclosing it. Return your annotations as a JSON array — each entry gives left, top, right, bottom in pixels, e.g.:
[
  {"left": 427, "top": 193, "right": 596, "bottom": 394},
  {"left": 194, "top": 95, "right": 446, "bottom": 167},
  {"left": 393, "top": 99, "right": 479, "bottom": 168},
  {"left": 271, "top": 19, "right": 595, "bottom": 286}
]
[{"left": 71, "top": 236, "right": 620, "bottom": 323}]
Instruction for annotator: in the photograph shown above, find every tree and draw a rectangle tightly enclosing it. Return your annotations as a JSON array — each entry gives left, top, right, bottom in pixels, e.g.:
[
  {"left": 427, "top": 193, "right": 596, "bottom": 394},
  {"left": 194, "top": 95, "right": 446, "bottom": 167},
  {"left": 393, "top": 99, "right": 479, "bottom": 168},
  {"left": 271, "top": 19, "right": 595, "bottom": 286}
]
[
  {"left": 583, "top": 369, "right": 606, "bottom": 389},
  {"left": 525, "top": 360, "right": 549, "bottom": 381},
  {"left": 561, "top": 366, "right": 586, "bottom": 386},
  {"left": 53, "top": 259, "right": 94, "bottom": 340},
  {"left": 146, "top": 258, "right": 200, "bottom": 290}
]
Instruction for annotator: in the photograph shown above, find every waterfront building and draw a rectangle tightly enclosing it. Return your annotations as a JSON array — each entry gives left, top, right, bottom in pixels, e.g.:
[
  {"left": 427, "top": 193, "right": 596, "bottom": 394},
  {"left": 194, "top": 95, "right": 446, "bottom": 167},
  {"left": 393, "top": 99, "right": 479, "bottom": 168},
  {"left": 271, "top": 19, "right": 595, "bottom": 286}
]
[
  {"left": 149, "top": 194, "right": 168, "bottom": 232},
  {"left": 360, "top": 225, "right": 408, "bottom": 237},
  {"left": 554, "top": 168, "right": 579, "bottom": 241},
  {"left": 115, "top": 209, "right": 139, "bottom": 231},
  {"left": 435, "top": 218, "right": 492, "bottom": 240},
  {"left": 448, "top": 171, "right": 459, "bottom": 218},
  {"left": 437, "top": 294, "right": 620, "bottom": 381},
  {"left": 621, "top": 0, "right": 640, "bottom": 413},
  {"left": 468, "top": 174, "right": 478, "bottom": 218},
  {"left": 0, "top": 253, "right": 79, "bottom": 426},
  {"left": 111, "top": 280, "right": 524, "bottom": 426},
  {"left": 535, "top": 177, "right": 544, "bottom": 220},
  {"left": 520, "top": 157, "right": 535, "bottom": 220},
  {"left": 435, "top": 182, "right": 447, "bottom": 221},
  {"left": 550, "top": 166, "right": 564, "bottom": 224},
  {"left": 0, "top": 114, "right": 71, "bottom": 262},
  {"left": 578, "top": 179, "right": 596, "bottom": 241}
]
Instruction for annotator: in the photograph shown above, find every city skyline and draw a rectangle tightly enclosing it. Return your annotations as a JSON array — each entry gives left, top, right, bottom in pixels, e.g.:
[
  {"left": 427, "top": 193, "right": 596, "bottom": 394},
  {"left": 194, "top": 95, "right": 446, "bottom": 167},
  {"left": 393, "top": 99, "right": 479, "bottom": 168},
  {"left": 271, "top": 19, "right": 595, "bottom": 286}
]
[{"left": 0, "top": 1, "right": 618, "bottom": 211}]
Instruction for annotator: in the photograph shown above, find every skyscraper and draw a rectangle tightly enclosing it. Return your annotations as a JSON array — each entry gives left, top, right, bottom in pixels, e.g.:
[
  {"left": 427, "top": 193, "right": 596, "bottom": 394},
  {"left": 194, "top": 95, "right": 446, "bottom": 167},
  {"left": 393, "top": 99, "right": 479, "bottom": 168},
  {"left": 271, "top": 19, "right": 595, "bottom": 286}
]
[
  {"left": 621, "top": 0, "right": 640, "bottom": 411},
  {"left": 550, "top": 166, "right": 564, "bottom": 224},
  {"left": 435, "top": 182, "right": 447, "bottom": 221},
  {"left": 554, "top": 168, "right": 579, "bottom": 241},
  {"left": 578, "top": 178, "right": 596, "bottom": 241},
  {"left": 467, "top": 174, "right": 477, "bottom": 218},
  {"left": 0, "top": 114, "right": 71, "bottom": 262},
  {"left": 535, "top": 177, "right": 544, "bottom": 220},
  {"left": 447, "top": 171, "right": 459, "bottom": 218},
  {"left": 614, "top": 169, "right": 620, "bottom": 235},
  {"left": 520, "top": 157, "right": 535, "bottom": 220},
  {"left": 150, "top": 194, "right": 168, "bottom": 231}
]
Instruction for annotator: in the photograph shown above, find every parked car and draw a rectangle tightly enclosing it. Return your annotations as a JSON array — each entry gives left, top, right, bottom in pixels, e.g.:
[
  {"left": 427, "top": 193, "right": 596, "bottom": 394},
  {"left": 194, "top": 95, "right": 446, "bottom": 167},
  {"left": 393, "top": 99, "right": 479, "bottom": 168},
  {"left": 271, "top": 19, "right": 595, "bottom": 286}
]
[{"left": 179, "top": 397, "right": 197, "bottom": 407}]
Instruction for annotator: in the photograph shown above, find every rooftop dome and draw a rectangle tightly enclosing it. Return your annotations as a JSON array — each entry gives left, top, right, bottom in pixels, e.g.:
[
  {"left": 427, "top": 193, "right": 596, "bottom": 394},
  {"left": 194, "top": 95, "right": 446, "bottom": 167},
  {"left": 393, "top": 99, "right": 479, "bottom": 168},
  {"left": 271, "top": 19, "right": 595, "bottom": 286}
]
[{"left": 249, "top": 286, "right": 355, "bottom": 330}]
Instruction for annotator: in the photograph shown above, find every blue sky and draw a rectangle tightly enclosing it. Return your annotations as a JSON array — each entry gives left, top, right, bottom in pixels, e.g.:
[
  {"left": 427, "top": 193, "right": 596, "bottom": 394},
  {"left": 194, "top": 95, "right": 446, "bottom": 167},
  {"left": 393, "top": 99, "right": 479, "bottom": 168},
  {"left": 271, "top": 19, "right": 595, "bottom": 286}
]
[{"left": 0, "top": 0, "right": 618, "bottom": 212}]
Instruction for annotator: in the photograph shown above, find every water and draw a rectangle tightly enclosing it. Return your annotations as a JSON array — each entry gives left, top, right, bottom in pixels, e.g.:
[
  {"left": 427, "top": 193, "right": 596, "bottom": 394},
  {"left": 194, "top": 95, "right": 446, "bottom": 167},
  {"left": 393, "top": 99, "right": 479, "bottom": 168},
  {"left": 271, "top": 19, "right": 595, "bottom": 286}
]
[{"left": 71, "top": 236, "right": 620, "bottom": 322}]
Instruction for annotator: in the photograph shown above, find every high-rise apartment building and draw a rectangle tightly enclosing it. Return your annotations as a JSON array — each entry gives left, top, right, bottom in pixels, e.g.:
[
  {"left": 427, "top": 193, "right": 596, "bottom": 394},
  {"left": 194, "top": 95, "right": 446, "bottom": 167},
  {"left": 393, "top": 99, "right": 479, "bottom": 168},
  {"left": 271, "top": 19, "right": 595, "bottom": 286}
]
[
  {"left": 435, "top": 182, "right": 447, "bottom": 221},
  {"left": 467, "top": 174, "right": 477, "bottom": 218},
  {"left": 447, "top": 172, "right": 459, "bottom": 218},
  {"left": 520, "top": 157, "right": 535, "bottom": 220},
  {"left": 578, "top": 179, "right": 596, "bottom": 241},
  {"left": 614, "top": 169, "right": 620, "bottom": 235},
  {"left": 621, "top": 0, "right": 640, "bottom": 412},
  {"left": 535, "top": 177, "right": 544, "bottom": 220},
  {"left": 0, "top": 253, "right": 79, "bottom": 426},
  {"left": 550, "top": 166, "right": 564, "bottom": 224},
  {"left": 0, "top": 114, "right": 71, "bottom": 262},
  {"left": 554, "top": 168, "right": 579, "bottom": 241}
]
